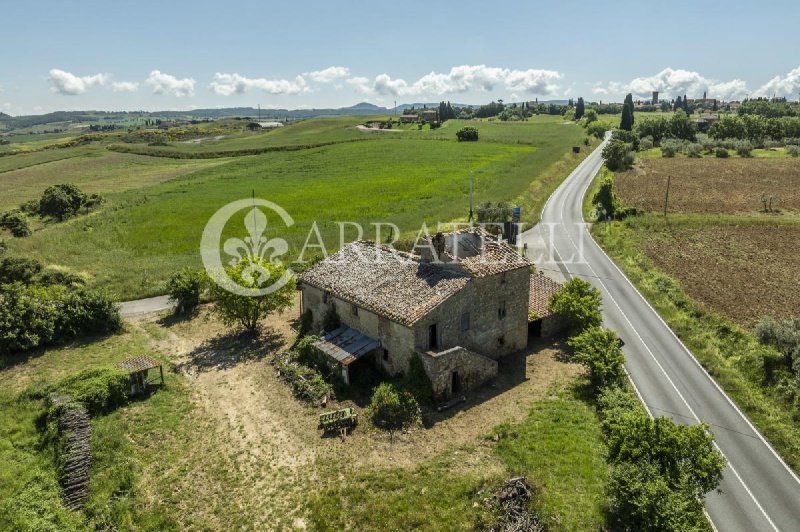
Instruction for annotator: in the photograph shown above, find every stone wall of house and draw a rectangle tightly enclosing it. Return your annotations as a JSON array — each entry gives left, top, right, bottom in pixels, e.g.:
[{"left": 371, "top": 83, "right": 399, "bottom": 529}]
[
  {"left": 412, "top": 267, "right": 530, "bottom": 359},
  {"left": 301, "top": 284, "right": 417, "bottom": 375},
  {"left": 420, "top": 346, "right": 498, "bottom": 400}
]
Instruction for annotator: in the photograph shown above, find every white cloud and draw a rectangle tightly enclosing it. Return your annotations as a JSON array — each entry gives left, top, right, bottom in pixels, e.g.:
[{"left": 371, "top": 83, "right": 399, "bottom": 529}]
[
  {"left": 209, "top": 73, "right": 308, "bottom": 96},
  {"left": 146, "top": 70, "right": 196, "bottom": 97},
  {"left": 356, "top": 65, "right": 562, "bottom": 97},
  {"left": 504, "top": 69, "right": 562, "bottom": 94},
  {"left": 756, "top": 66, "right": 800, "bottom": 98},
  {"left": 111, "top": 81, "right": 139, "bottom": 93},
  {"left": 373, "top": 73, "right": 410, "bottom": 96},
  {"left": 346, "top": 76, "right": 372, "bottom": 94},
  {"left": 597, "top": 68, "right": 748, "bottom": 101},
  {"left": 306, "top": 66, "right": 350, "bottom": 83},
  {"left": 48, "top": 68, "right": 108, "bottom": 95}
]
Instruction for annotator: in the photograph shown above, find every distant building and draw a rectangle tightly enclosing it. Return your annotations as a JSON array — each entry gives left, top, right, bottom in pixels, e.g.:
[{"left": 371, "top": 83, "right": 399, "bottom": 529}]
[
  {"left": 299, "top": 228, "right": 563, "bottom": 399},
  {"left": 247, "top": 121, "right": 284, "bottom": 131},
  {"left": 420, "top": 109, "right": 439, "bottom": 123},
  {"left": 652, "top": 91, "right": 659, "bottom": 105},
  {"left": 399, "top": 114, "right": 420, "bottom": 123}
]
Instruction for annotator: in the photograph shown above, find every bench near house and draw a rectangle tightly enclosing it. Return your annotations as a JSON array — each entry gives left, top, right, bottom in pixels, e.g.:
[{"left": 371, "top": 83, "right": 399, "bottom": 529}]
[{"left": 298, "top": 229, "right": 563, "bottom": 400}]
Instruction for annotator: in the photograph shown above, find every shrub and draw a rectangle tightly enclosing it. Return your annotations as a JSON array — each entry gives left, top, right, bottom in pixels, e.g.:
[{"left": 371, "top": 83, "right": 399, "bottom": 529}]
[
  {"left": 684, "top": 143, "right": 702, "bottom": 158},
  {"left": 602, "top": 138, "right": 634, "bottom": 171},
  {"left": 39, "top": 184, "right": 87, "bottom": 220},
  {"left": 368, "top": 382, "right": 421, "bottom": 440},
  {"left": 0, "top": 256, "right": 42, "bottom": 284},
  {"left": 548, "top": 278, "right": 602, "bottom": 335},
  {"left": 786, "top": 144, "right": 800, "bottom": 157},
  {"left": 608, "top": 461, "right": 707, "bottom": 531},
  {"left": 660, "top": 139, "right": 680, "bottom": 158},
  {"left": 165, "top": 268, "right": 205, "bottom": 313},
  {"left": 597, "top": 385, "right": 643, "bottom": 433},
  {"left": 567, "top": 327, "right": 626, "bottom": 392},
  {"left": 456, "top": 126, "right": 478, "bottom": 142},
  {"left": 592, "top": 175, "right": 621, "bottom": 219},
  {"left": 638, "top": 136, "right": 654, "bottom": 150},
  {"left": 400, "top": 353, "right": 434, "bottom": 404},
  {"left": 715, "top": 147, "right": 729, "bottom": 158},
  {"left": 1, "top": 211, "right": 32, "bottom": 237},
  {"left": 207, "top": 257, "right": 296, "bottom": 330},
  {"left": 36, "top": 265, "right": 87, "bottom": 288},
  {"left": 735, "top": 140, "right": 753, "bottom": 157},
  {"left": 0, "top": 284, "right": 121, "bottom": 354},
  {"left": 323, "top": 305, "right": 341, "bottom": 332},
  {"left": 272, "top": 351, "right": 333, "bottom": 404},
  {"left": 586, "top": 122, "right": 606, "bottom": 139},
  {"left": 54, "top": 367, "right": 129, "bottom": 416}
]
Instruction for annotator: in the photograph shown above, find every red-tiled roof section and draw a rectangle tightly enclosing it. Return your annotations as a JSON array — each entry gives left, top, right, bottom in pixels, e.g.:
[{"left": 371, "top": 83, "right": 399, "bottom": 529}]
[
  {"left": 298, "top": 241, "right": 470, "bottom": 327},
  {"left": 117, "top": 355, "right": 162, "bottom": 373},
  {"left": 529, "top": 273, "right": 563, "bottom": 320}
]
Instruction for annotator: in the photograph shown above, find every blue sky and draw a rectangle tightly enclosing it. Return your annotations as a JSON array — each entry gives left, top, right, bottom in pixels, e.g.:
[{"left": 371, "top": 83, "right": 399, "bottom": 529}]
[{"left": 3, "top": 0, "right": 800, "bottom": 115}]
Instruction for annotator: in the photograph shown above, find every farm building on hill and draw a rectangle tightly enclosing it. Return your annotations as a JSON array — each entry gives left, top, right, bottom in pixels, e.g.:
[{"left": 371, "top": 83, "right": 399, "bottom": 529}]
[
  {"left": 399, "top": 114, "right": 420, "bottom": 123},
  {"left": 247, "top": 121, "right": 284, "bottom": 131},
  {"left": 298, "top": 228, "right": 562, "bottom": 399}
]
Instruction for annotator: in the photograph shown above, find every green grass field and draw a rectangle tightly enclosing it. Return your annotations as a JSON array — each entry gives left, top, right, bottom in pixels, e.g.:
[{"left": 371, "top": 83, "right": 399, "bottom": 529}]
[{"left": 3, "top": 115, "right": 588, "bottom": 300}]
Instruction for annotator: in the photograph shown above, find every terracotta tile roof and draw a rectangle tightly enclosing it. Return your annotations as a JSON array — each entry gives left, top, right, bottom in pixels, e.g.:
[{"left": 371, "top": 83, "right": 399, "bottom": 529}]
[
  {"left": 298, "top": 241, "right": 470, "bottom": 326},
  {"left": 433, "top": 227, "right": 532, "bottom": 277},
  {"left": 528, "top": 272, "right": 563, "bottom": 320}
]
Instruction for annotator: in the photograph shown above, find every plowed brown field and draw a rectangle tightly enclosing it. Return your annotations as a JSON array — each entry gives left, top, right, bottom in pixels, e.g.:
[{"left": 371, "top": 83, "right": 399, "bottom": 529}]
[{"left": 616, "top": 158, "right": 800, "bottom": 214}]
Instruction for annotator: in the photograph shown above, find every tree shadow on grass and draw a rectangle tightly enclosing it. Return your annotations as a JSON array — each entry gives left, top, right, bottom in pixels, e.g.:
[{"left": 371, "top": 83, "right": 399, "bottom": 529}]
[{"left": 177, "top": 328, "right": 285, "bottom": 373}]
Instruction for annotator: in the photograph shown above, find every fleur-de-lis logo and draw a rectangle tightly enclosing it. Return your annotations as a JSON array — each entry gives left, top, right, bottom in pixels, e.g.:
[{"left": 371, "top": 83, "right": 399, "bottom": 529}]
[
  {"left": 201, "top": 199, "right": 294, "bottom": 296},
  {"left": 222, "top": 208, "right": 289, "bottom": 287}
]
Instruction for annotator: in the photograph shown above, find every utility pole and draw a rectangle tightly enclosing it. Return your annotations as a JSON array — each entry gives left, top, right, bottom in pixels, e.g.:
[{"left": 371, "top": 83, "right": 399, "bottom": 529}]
[
  {"left": 394, "top": 100, "right": 397, "bottom": 116},
  {"left": 258, "top": 104, "right": 261, "bottom": 121},
  {"left": 663, "top": 175, "right": 671, "bottom": 217},
  {"left": 468, "top": 174, "right": 474, "bottom": 222}
]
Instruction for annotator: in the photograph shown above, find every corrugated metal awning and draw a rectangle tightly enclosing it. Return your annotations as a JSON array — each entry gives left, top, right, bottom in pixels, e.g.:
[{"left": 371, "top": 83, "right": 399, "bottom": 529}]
[{"left": 314, "top": 326, "right": 380, "bottom": 366}]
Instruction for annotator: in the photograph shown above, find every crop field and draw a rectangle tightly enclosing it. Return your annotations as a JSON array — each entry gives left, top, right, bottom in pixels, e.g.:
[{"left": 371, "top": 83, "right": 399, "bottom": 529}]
[
  {"left": 613, "top": 216, "right": 800, "bottom": 327},
  {"left": 2, "top": 115, "right": 588, "bottom": 300},
  {"left": 0, "top": 149, "right": 230, "bottom": 210},
  {"left": 615, "top": 157, "right": 800, "bottom": 215}
]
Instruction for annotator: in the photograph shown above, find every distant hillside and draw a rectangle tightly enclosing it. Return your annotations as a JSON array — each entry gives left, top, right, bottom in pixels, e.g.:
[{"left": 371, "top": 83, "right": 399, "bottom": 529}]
[{"left": 0, "top": 99, "right": 576, "bottom": 130}]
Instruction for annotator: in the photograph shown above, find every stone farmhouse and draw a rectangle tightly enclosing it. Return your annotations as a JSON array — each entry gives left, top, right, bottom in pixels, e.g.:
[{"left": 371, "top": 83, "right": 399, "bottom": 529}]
[{"left": 298, "top": 228, "right": 562, "bottom": 400}]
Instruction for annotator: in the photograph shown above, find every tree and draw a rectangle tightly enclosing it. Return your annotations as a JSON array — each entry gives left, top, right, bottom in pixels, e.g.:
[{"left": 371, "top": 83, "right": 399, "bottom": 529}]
[
  {"left": 583, "top": 109, "right": 599, "bottom": 124},
  {"left": 602, "top": 138, "right": 634, "bottom": 171},
  {"left": 476, "top": 201, "right": 512, "bottom": 223},
  {"left": 368, "top": 382, "right": 421, "bottom": 442},
  {"left": 567, "top": 326, "right": 626, "bottom": 391},
  {"left": 620, "top": 93, "right": 635, "bottom": 131},
  {"left": 39, "top": 184, "right": 87, "bottom": 220},
  {"left": 592, "top": 175, "right": 621, "bottom": 219},
  {"left": 207, "top": 257, "right": 296, "bottom": 330},
  {"left": 0, "top": 256, "right": 42, "bottom": 284},
  {"left": 165, "top": 268, "right": 205, "bottom": 314},
  {"left": 635, "top": 116, "right": 669, "bottom": 145},
  {"left": 548, "top": 278, "right": 602, "bottom": 335},
  {"left": 456, "top": 126, "right": 478, "bottom": 141},
  {"left": 668, "top": 110, "right": 697, "bottom": 141},
  {"left": 575, "top": 97, "right": 585, "bottom": 120},
  {"left": 0, "top": 211, "right": 32, "bottom": 237}
]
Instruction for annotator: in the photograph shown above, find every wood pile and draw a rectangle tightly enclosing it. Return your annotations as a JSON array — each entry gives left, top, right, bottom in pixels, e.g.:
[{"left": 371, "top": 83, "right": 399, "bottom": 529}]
[
  {"left": 57, "top": 402, "right": 91, "bottom": 510},
  {"left": 489, "top": 476, "right": 543, "bottom": 532}
]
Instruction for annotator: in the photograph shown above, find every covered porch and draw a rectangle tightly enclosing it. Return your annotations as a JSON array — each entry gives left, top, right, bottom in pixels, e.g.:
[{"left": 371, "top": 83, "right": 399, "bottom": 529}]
[{"left": 313, "top": 326, "right": 381, "bottom": 385}]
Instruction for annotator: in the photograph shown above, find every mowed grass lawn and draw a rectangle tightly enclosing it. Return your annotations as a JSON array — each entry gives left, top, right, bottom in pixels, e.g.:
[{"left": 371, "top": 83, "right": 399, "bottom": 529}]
[{"left": 7, "top": 117, "right": 587, "bottom": 300}]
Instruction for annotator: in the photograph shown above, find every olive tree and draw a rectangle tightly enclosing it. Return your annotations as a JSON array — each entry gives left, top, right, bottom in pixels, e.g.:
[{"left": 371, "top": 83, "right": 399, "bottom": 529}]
[{"left": 207, "top": 257, "right": 296, "bottom": 330}]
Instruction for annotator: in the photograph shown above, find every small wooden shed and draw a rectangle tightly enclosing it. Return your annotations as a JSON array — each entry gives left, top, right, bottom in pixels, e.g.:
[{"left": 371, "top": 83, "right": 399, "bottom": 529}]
[{"left": 116, "top": 355, "right": 164, "bottom": 395}]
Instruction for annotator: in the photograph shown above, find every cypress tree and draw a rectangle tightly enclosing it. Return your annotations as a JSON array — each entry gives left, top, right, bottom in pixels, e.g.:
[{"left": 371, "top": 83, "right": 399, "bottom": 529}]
[
  {"left": 575, "top": 97, "right": 585, "bottom": 120},
  {"left": 620, "top": 93, "right": 635, "bottom": 131}
]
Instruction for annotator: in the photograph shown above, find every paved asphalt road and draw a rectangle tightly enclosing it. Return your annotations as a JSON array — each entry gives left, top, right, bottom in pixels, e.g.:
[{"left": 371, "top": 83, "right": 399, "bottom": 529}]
[
  {"left": 520, "top": 135, "right": 800, "bottom": 531},
  {"left": 118, "top": 295, "right": 174, "bottom": 317}
]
